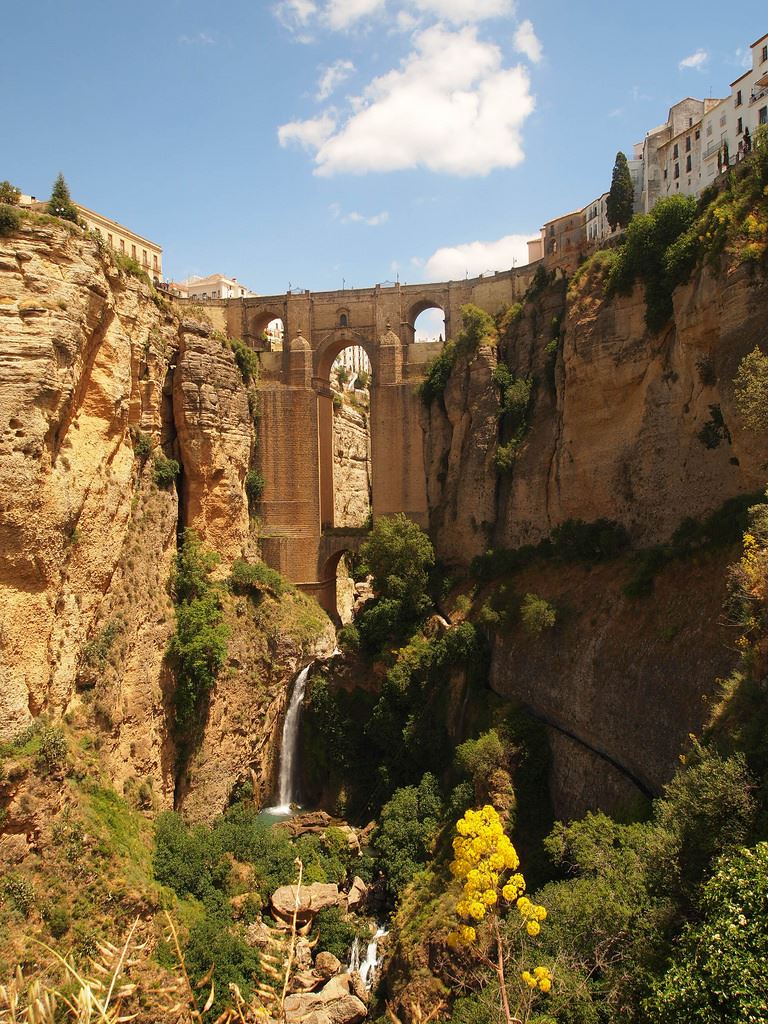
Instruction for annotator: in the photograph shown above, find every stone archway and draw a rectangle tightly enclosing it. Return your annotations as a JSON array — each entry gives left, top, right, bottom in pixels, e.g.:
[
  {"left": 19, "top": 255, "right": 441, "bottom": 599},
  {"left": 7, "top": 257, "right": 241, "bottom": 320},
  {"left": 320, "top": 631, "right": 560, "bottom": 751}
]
[{"left": 314, "top": 331, "right": 376, "bottom": 530}]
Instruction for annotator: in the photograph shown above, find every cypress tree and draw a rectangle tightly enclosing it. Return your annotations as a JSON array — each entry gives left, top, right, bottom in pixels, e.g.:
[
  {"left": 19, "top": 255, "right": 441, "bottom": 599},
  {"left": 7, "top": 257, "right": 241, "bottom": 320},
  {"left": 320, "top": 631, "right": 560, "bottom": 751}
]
[
  {"left": 606, "top": 151, "right": 634, "bottom": 230},
  {"left": 48, "top": 173, "right": 79, "bottom": 223}
]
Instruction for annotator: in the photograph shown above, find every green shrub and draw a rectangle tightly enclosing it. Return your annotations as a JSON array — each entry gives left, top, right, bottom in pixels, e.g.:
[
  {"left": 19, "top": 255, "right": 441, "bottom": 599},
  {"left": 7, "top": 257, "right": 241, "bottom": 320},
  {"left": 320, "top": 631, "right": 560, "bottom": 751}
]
[
  {"left": 420, "top": 341, "right": 457, "bottom": 404},
  {"left": 358, "top": 597, "right": 404, "bottom": 651},
  {"left": 132, "top": 431, "right": 152, "bottom": 460},
  {"left": 36, "top": 726, "right": 68, "bottom": 773},
  {"left": 229, "top": 337, "right": 259, "bottom": 385},
  {"left": 494, "top": 440, "right": 521, "bottom": 472},
  {"left": 0, "top": 181, "right": 21, "bottom": 205},
  {"left": 551, "top": 518, "right": 630, "bottom": 563},
  {"left": 184, "top": 916, "right": 264, "bottom": 1018},
  {"left": 167, "top": 531, "right": 229, "bottom": 733},
  {"left": 359, "top": 513, "right": 435, "bottom": 618},
  {"left": 113, "top": 251, "right": 149, "bottom": 281},
  {"left": 154, "top": 811, "right": 230, "bottom": 905},
  {"left": 734, "top": 347, "right": 768, "bottom": 431},
  {"left": 245, "top": 469, "right": 265, "bottom": 506},
  {"left": 229, "top": 558, "right": 284, "bottom": 597},
  {"left": 644, "top": 842, "right": 768, "bottom": 1024},
  {"left": 697, "top": 403, "right": 731, "bottom": 449},
  {"left": 152, "top": 452, "right": 179, "bottom": 487},
  {"left": 0, "top": 203, "right": 21, "bottom": 236},
  {"left": 337, "top": 622, "right": 361, "bottom": 651},
  {"left": 314, "top": 906, "right": 360, "bottom": 962},
  {"left": 43, "top": 903, "right": 71, "bottom": 938},
  {"left": 3, "top": 876, "right": 35, "bottom": 916},
  {"left": 373, "top": 773, "right": 444, "bottom": 900},
  {"left": 520, "top": 593, "right": 556, "bottom": 635}
]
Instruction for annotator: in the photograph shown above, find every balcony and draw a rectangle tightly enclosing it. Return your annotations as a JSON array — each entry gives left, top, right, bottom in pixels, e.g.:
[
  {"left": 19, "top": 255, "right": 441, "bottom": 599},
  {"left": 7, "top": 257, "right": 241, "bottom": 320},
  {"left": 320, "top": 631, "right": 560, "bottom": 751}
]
[{"left": 749, "top": 82, "right": 768, "bottom": 105}]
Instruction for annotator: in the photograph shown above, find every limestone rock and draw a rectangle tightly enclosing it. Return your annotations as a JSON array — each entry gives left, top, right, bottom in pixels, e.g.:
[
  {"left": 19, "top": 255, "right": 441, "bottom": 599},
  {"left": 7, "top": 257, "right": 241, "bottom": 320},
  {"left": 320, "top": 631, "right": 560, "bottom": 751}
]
[
  {"left": 271, "top": 882, "right": 343, "bottom": 923},
  {"left": 283, "top": 972, "right": 367, "bottom": 1024},
  {"left": 346, "top": 876, "right": 367, "bottom": 913},
  {"left": 315, "top": 951, "right": 342, "bottom": 978}
]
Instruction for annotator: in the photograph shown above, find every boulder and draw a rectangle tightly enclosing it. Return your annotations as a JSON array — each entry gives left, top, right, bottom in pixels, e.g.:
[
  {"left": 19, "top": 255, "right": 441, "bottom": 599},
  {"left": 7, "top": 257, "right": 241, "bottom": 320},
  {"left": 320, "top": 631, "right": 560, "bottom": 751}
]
[
  {"left": 283, "top": 973, "right": 367, "bottom": 1024},
  {"left": 346, "top": 876, "right": 368, "bottom": 913},
  {"left": 336, "top": 825, "right": 361, "bottom": 855},
  {"left": 315, "top": 951, "right": 342, "bottom": 979},
  {"left": 271, "top": 882, "right": 343, "bottom": 924},
  {"left": 289, "top": 970, "right": 325, "bottom": 993}
]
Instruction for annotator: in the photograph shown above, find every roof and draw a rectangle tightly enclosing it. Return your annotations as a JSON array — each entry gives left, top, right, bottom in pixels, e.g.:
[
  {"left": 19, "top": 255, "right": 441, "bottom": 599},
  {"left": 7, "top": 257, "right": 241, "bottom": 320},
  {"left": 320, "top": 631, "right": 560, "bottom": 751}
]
[
  {"left": 75, "top": 203, "right": 161, "bottom": 250},
  {"left": 751, "top": 31, "right": 768, "bottom": 48},
  {"left": 730, "top": 69, "right": 751, "bottom": 88}
]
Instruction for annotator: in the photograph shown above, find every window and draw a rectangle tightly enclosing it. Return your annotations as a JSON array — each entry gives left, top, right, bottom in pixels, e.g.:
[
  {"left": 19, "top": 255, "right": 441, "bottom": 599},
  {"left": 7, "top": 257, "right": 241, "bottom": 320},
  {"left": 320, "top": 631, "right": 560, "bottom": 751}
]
[
  {"left": 737, "top": 117, "right": 743, "bottom": 135},
  {"left": 762, "top": 44, "right": 767, "bottom": 63},
  {"left": 736, "top": 90, "right": 742, "bottom": 106},
  {"left": 688, "top": 117, "right": 692, "bottom": 127},
  {"left": 340, "top": 313, "right": 348, "bottom": 327},
  {"left": 142, "top": 249, "right": 148, "bottom": 266},
  {"left": 685, "top": 136, "right": 691, "bottom": 152},
  {"left": 760, "top": 106, "right": 768, "bottom": 125},
  {"left": 695, "top": 129, "right": 700, "bottom": 140},
  {"left": 153, "top": 255, "right": 158, "bottom": 271},
  {"left": 673, "top": 143, "right": 679, "bottom": 158},
  {"left": 674, "top": 163, "right": 680, "bottom": 179},
  {"left": 131, "top": 245, "right": 136, "bottom": 258},
  {"left": 120, "top": 239, "right": 125, "bottom": 252},
  {"left": 720, "top": 114, "right": 727, "bottom": 127},
  {"left": 686, "top": 155, "right": 692, "bottom": 172},
  {"left": 107, "top": 233, "right": 113, "bottom": 246},
  {"left": 663, "top": 168, "right": 668, "bottom": 180}
]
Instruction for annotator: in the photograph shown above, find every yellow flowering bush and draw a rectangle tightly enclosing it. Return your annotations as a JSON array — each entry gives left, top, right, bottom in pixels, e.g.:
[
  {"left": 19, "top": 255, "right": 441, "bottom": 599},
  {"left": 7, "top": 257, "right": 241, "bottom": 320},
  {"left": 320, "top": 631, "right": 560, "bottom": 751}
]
[
  {"left": 446, "top": 806, "right": 552, "bottom": 1022},
  {"left": 447, "top": 805, "right": 547, "bottom": 946}
]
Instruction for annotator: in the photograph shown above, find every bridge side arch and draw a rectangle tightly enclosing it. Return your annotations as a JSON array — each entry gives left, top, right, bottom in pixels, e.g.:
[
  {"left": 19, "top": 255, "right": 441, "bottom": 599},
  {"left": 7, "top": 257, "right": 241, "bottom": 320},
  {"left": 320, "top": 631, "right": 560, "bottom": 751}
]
[{"left": 405, "top": 293, "right": 451, "bottom": 345}]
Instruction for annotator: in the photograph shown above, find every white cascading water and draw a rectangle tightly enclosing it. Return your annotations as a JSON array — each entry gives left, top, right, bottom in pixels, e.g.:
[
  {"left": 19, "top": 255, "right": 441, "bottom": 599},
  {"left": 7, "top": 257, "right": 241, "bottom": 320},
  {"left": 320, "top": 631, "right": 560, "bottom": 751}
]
[
  {"left": 268, "top": 663, "right": 312, "bottom": 814},
  {"left": 348, "top": 927, "right": 388, "bottom": 990}
]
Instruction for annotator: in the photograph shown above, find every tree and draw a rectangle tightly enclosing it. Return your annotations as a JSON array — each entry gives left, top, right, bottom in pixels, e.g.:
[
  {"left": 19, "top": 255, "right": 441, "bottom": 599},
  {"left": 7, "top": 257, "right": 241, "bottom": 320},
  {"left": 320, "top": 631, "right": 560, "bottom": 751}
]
[
  {"left": 734, "top": 347, "right": 768, "bottom": 431},
  {"left": 0, "top": 181, "right": 21, "bottom": 205},
  {"left": 644, "top": 843, "right": 768, "bottom": 1023},
  {"left": 47, "top": 172, "right": 79, "bottom": 223},
  {"left": 606, "top": 151, "right": 634, "bottom": 231},
  {"left": 359, "top": 513, "right": 435, "bottom": 617}
]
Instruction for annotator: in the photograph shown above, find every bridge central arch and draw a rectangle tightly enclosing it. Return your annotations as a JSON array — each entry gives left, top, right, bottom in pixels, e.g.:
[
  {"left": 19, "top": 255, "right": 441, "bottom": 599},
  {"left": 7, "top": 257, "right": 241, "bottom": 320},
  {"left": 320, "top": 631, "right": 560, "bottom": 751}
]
[{"left": 227, "top": 266, "right": 538, "bottom": 614}]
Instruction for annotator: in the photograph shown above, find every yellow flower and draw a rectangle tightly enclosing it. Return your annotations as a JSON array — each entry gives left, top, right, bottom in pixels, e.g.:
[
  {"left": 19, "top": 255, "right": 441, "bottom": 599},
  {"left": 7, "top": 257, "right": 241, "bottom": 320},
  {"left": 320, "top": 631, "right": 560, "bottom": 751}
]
[
  {"left": 526, "top": 920, "right": 540, "bottom": 937},
  {"left": 482, "top": 889, "right": 497, "bottom": 905},
  {"left": 460, "top": 925, "right": 476, "bottom": 944},
  {"left": 539, "top": 978, "right": 551, "bottom": 994},
  {"left": 521, "top": 971, "right": 536, "bottom": 988}
]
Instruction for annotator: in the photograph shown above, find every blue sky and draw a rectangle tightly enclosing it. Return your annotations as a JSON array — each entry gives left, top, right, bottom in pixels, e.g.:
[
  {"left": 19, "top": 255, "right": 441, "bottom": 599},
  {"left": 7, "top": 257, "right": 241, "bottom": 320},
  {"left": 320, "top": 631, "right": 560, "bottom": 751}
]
[{"left": 2, "top": 0, "right": 763, "bottom": 298}]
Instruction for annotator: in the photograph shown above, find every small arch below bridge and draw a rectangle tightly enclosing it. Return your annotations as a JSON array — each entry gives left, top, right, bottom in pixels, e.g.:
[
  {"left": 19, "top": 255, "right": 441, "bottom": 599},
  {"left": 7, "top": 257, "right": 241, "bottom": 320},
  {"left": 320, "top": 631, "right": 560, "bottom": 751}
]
[
  {"left": 406, "top": 297, "right": 448, "bottom": 346},
  {"left": 299, "top": 530, "right": 368, "bottom": 622}
]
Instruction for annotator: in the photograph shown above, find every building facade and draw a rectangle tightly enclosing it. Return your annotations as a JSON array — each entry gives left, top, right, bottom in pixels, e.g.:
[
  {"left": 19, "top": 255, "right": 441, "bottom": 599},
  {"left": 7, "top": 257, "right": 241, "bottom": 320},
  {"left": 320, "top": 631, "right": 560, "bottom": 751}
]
[
  {"left": 76, "top": 204, "right": 163, "bottom": 282},
  {"left": 179, "top": 274, "right": 255, "bottom": 300}
]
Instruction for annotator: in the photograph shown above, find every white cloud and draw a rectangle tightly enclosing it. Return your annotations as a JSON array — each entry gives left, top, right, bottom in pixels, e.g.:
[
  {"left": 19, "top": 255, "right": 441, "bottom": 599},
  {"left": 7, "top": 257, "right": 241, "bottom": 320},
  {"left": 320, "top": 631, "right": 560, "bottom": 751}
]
[
  {"left": 422, "top": 232, "right": 536, "bottom": 280},
  {"left": 317, "top": 59, "right": 355, "bottom": 100},
  {"left": 330, "top": 203, "right": 390, "bottom": 225},
  {"left": 323, "top": 0, "right": 386, "bottom": 29},
  {"left": 274, "top": 0, "right": 318, "bottom": 29},
  {"left": 278, "top": 113, "right": 337, "bottom": 150},
  {"left": 513, "top": 19, "right": 542, "bottom": 63},
  {"left": 735, "top": 47, "right": 752, "bottom": 69},
  {"left": 679, "top": 49, "right": 708, "bottom": 71},
  {"left": 278, "top": 24, "right": 535, "bottom": 176},
  {"left": 395, "top": 10, "right": 419, "bottom": 30},
  {"left": 178, "top": 31, "right": 216, "bottom": 45},
  {"left": 408, "top": 0, "right": 514, "bottom": 21}
]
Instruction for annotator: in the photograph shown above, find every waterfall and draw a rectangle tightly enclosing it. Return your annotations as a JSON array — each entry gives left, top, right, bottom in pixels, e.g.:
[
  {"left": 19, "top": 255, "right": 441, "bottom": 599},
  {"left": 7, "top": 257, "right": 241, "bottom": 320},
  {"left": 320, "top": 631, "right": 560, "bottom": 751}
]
[
  {"left": 348, "top": 926, "right": 388, "bottom": 990},
  {"left": 268, "top": 663, "right": 312, "bottom": 814}
]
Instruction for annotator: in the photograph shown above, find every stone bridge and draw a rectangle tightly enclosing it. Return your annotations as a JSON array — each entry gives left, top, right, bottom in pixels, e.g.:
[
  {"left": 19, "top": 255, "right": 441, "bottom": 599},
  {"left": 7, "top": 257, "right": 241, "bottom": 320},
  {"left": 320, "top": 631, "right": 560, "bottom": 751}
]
[{"left": 197, "top": 265, "right": 540, "bottom": 614}]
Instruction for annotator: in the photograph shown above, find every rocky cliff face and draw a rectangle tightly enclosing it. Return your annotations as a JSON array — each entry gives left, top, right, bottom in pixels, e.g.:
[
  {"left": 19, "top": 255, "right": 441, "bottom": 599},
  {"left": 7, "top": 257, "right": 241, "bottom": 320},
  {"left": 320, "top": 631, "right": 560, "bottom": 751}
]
[
  {"left": 423, "top": 257, "right": 768, "bottom": 814},
  {"left": 425, "top": 262, "right": 768, "bottom": 563},
  {"left": 333, "top": 397, "right": 371, "bottom": 528},
  {"left": 0, "top": 219, "right": 331, "bottom": 817}
]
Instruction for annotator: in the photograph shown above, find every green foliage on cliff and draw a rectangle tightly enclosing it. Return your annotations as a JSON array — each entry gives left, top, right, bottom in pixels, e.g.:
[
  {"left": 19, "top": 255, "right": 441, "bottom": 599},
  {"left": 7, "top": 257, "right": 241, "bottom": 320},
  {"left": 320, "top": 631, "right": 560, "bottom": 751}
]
[
  {"left": 359, "top": 513, "right": 435, "bottom": 620},
  {"left": 372, "top": 773, "right": 444, "bottom": 898},
  {"left": 228, "top": 336, "right": 260, "bottom": 385},
  {"left": 607, "top": 194, "right": 699, "bottom": 332},
  {"left": 229, "top": 558, "right": 284, "bottom": 598},
  {"left": 644, "top": 842, "right": 768, "bottom": 1024},
  {"left": 420, "top": 304, "right": 499, "bottom": 403},
  {"left": 0, "top": 203, "right": 21, "bottom": 236},
  {"left": 152, "top": 451, "right": 180, "bottom": 487},
  {"left": 0, "top": 181, "right": 21, "bottom": 205},
  {"left": 734, "top": 346, "right": 768, "bottom": 431},
  {"left": 520, "top": 593, "right": 556, "bottom": 635},
  {"left": 167, "top": 530, "right": 229, "bottom": 734}
]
